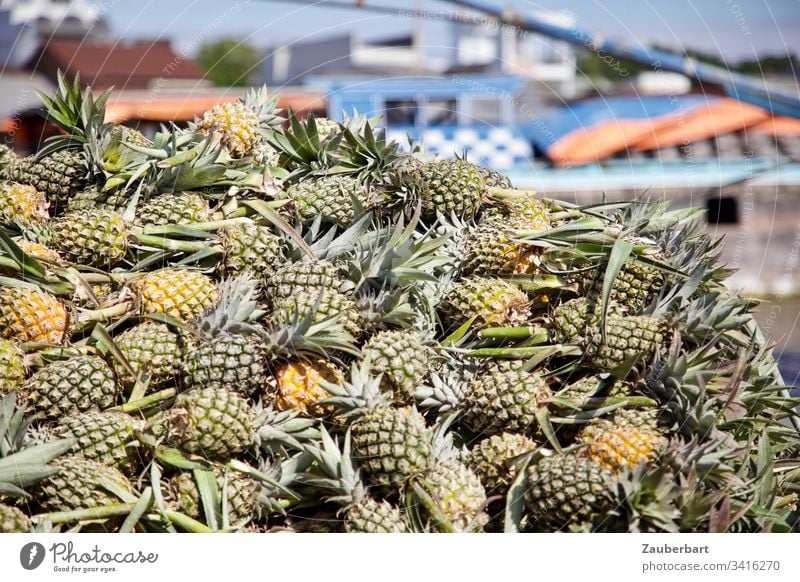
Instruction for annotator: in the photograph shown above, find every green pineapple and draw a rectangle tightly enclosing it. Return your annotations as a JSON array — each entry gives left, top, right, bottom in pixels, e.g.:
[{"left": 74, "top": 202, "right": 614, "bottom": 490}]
[
  {"left": 0, "top": 181, "right": 49, "bottom": 225},
  {"left": 440, "top": 277, "right": 529, "bottom": 329},
  {"left": 414, "top": 460, "right": 488, "bottom": 532},
  {"left": 468, "top": 432, "right": 536, "bottom": 496},
  {"left": 287, "top": 174, "right": 368, "bottom": 226},
  {"left": 264, "top": 258, "right": 342, "bottom": 305},
  {"left": 270, "top": 289, "right": 362, "bottom": 339},
  {"left": 114, "top": 321, "right": 186, "bottom": 388},
  {"left": 12, "top": 149, "right": 87, "bottom": 212},
  {"left": 0, "top": 144, "right": 18, "bottom": 180},
  {"left": 463, "top": 215, "right": 542, "bottom": 275},
  {"left": 0, "top": 503, "right": 31, "bottom": 532},
  {"left": 322, "top": 361, "right": 434, "bottom": 490},
  {"left": 461, "top": 365, "right": 552, "bottom": 436},
  {"left": 524, "top": 454, "right": 613, "bottom": 530},
  {"left": 136, "top": 192, "right": 210, "bottom": 226},
  {"left": 65, "top": 186, "right": 130, "bottom": 213},
  {"left": 23, "top": 355, "right": 120, "bottom": 419},
  {"left": 478, "top": 166, "right": 513, "bottom": 189},
  {"left": 56, "top": 411, "right": 141, "bottom": 474},
  {"left": 162, "top": 387, "right": 255, "bottom": 459},
  {"left": 580, "top": 256, "right": 665, "bottom": 314},
  {"left": 36, "top": 455, "right": 134, "bottom": 512},
  {"left": 220, "top": 222, "right": 285, "bottom": 278},
  {"left": 418, "top": 159, "right": 485, "bottom": 220},
  {"left": 166, "top": 465, "right": 259, "bottom": 526},
  {"left": 362, "top": 330, "right": 430, "bottom": 402},
  {"left": 303, "top": 428, "right": 409, "bottom": 533},
  {"left": 51, "top": 208, "right": 128, "bottom": 267},
  {"left": 0, "top": 339, "right": 26, "bottom": 392}
]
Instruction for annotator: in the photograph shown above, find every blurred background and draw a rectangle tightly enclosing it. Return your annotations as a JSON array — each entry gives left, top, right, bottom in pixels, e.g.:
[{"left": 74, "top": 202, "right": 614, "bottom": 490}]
[{"left": 2, "top": 0, "right": 800, "bottom": 380}]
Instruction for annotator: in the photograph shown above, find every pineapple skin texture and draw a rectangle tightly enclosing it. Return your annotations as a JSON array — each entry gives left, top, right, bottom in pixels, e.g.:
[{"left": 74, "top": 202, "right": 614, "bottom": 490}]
[
  {"left": 0, "top": 287, "right": 69, "bottom": 345},
  {"left": 133, "top": 269, "right": 219, "bottom": 322}
]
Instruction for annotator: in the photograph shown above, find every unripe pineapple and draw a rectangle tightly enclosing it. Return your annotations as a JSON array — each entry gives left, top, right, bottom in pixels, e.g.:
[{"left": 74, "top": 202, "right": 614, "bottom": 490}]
[
  {"left": 461, "top": 366, "right": 552, "bottom": 435},
  {"left": 57, "top": 411, "right": 141, "bottom": 474},
  {"left": 463, "top": 215, "right": 542, "bottom": 275},
  {"left": 524, "top": 454, "right": 613, "bottom": 530},
  {"left": 0, "top": 287, "right": 69, "bottom": 345},
  {"left": 113, "top": 321, "right": 185, "bottom": 387},
  {"left": 12, "top": 149, "right": 87, "bottom": 212},
  {"left": 440, "top": 277, "right": 529, "bottom": 329},
  {"left": 184, "top": 334, "right": 264, "bottom": 396},
  {"left": 362, "top": 330, "right": 429, "bottom": 401},
  {"left": 0, "top": 503, "right": 31, "bottom": 532},
  {"left": 579, "top": 423, "right": 666, "bottom": 472},
  {"left": 0, "top": 144, "right": 18, "bottom": 180},
  {"left": 133, "top": 269, "right": 219, "bottom": 322},
  {"left": 221, "top": 222, "right": 285, "bottom": 278},
  {"left": 345, "top": 498, "right": 409, "bottom": 533},
  {"left": 0, "top": 339, "right": 25, "bottom": 392},
  {"left": 418, "top": 159, "right": 485, "bottom": 219},
  {"left": 136, "top": 192, "right": 210, "bottom": 226},
  {"left": 66, "top": 186, "right": 130, "bottom": 213},
  {"left": 287, "top": 174, "right": 367, "bottom": 226},
  {"left": 36, "top": 455, "right": 134, "bottom": 512},
  {"left": 272, "top": 358, "right": 343, "bottom": 414},
  {"left": 271, "top": 289, "right": 361, "bottom": 339},
  {"left": 556, "top": 375, "right": 631, "bottom": 409},
  {"left": 265, "top": 258, "right": 342, "bottom": 305},
  {"left": 167, "top": 466, "right": 258, "bottom": 526},
  {"left": 482, "top": 195, "right": 551, "bottom": 224},
  {"left": 313, "top": 117, "right": 341, "bottom": 140},
  {"left": 468, "top": 432, "right": 536, "bottom": 496},
  {"left": 198, "top": 101, "right": 261, "bottom": 157},
  {"left": 580, "top": 257, "right": 665, "bottom": 314},
  {"left": 478, "top": 166, "right": 513, "bottom": 189},
  {"left": 163, "top": 387, "right": 255, "bottom": 459},
  {"left": 416, "top": 461, "right": 488, "bottom": 532},
  {"left": 15, "top": 240, "right": 64, "bottom": 264},
  {"left": 23, "top": 355, "right": 120, "bottom": 419},
  {"left": 51, "top": 208, "right": 128, "bottom": 268},
  {"left": 0, "top": 181, "right": 49, "bottom": 225}
]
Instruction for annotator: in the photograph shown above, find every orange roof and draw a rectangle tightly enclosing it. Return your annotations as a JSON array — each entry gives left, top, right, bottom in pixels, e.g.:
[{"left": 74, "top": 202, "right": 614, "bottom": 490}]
[{"left": 749, "top": 116, "right": 800, "bottom": 136}]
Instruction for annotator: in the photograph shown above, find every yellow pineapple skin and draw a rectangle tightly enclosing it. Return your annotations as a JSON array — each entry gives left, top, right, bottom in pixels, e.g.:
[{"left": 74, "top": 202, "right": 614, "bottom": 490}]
[
  {"left": 16, "top": 240, "right": 64, "bottom": 264},
  {"left": 581, "top": 425, "right": 665, "bottom": 472},
  {"left": 0, "top": 287, "right": 69, "bottom": 345},
  {"left": 132, "top": 269, "right": 218, "bottom": 322},
  {"left": 198, "top": 101, "right": 260, "bottom": 157},
  {"left": 274, "top": 359, "right": 342, "bottom": 414},
  {"left": 0, "top": 182, "right": 49, "bottom": 225}
]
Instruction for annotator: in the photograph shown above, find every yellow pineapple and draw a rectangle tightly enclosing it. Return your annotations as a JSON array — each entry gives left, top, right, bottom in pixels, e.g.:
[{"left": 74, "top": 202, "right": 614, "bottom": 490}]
[
  {"left": 273, "top": 359, "right": 343, "bottom": 414},
  {"left": 0, "top": 287, "right": 69, "bottom": 345},
  {"left": 132, "top": 269, "right": 219, "bottom": 322}
]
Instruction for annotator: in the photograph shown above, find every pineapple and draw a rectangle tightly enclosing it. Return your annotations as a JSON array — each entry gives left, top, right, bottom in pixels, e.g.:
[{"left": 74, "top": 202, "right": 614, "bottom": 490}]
[
  {"left": 0, "top": 144, "right": 18, "bottom": 180},
  {"left": 113, "top": 321, "right": 185, "bottom": 388},
  {"left": 418, "top": 159, "right": 485, "bottom": 220},
  {"left": 303, "top": 428, "right": 409, "bottom": 533},
  {"left": 362, "top": 330, "right": 429, "bottom": 401},
  {"left": 322, "top": 361, "right": 434, "bottom": 489},
  {"left": 0, "top": 339, "right": 25, "bottom": 392},
  {"left": 12, "top": 149, "right": 87, "bottom": 212},
  {"left": 463, "top": 215, "right": 542, "bottom": 275},
  {"left": 414, "top": 460, "right": 488, "bottom": 532},
  {"left": 0, "top": 181, "right": 49, "bottom": 225},
  {"left": 163, "top": 387, "right": 255, "bottom": 459},
  {"left": 580, "top": 256, "right": 665, "bottom": 314},
  {"left": 0, "top": 287, "right": 69, "bottom": 345},
  {"left": 270, "top": 289, "right": 362, "bottom": 339},
  {"left": 167, "top": 466, "right": 258, "bottom": 526},
  {"left": 478, "top": 166, "right": 513, "bottom": 189},
  {"left": 287, "top": 174, "right": 367, "bottom": 226},
  {"left": 0, "top": 503, "right": 31, "bottom": 532},
  {"left": 220, "top": 222, "right": 285, "bottom": 278},
  {"left": 578, "top": 423, "right": 666, "bottom": 472},
  {"left": 136, "top": 192, "right": 210, "bottom": 226},
  {"left": 468, "top": 432, "right": 536, "bottom": 496},
  {"left": 56, "top": 411, "right": 141, "bottom": 474},
  {"left": 524, "top": 454, "right": 613, "bottom": 530},
  {"left": 66, "top": 187, "right": 130, "bottom": 214},
  {"left": 23, "top": 355, "right": 120, "bottom": 419},
  {"left": 197, "top": 88, "right": 282, "bottom": 157},
  {"left": 313, "top": 117, "right": 341, "bottom": 141},
  {"left": 51, "top": 208, "right": 128, "bottom": 268},
  {"left": 15, "top": 240, "right": 64, "bottom": 264},
  {"left": 132, "top": 269, "right": 219, "bottom": 322},
  {"left": 272, "top": 358, "right": 343, "bottom": 414},
  {"left": 265, "top": 258, "right": 342, "bottom": 305},
  {"left": 461, "top": 365, "right": 552, "bottom": 436},
  {"left": 36, "top": 455, "right": 134, "bottom": 512},
  {"left": 440, "top": 277, "right": 529, "bottom": 329}
]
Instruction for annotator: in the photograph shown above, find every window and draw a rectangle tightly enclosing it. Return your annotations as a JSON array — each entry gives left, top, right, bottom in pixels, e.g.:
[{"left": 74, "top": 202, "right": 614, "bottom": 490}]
[
  {"left": 706, "top": 196, "right": 738, "bottom": 224},
  {"left": 385, "top": 99, "right": 418, "bottom": 126},
  {"left": 425, "top": 99, "right": 457, "bottom": 126}
]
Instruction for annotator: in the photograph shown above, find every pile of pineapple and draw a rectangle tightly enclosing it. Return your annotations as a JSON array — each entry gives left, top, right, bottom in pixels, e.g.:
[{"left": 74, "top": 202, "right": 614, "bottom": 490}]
[{"left": 1, "top": 73, "right": 799, "bottom": 533}]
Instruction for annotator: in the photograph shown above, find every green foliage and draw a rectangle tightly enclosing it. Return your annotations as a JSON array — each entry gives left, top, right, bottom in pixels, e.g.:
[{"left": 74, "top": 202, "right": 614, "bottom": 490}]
[{"left": 197, "top": 39, "right": 261, "bottom": 87}]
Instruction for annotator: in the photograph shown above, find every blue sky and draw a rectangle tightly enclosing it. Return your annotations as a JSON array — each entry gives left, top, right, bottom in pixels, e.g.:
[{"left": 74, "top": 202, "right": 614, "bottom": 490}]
[{"left": 102, "top": 0, "right": 800, "bottom": 63}]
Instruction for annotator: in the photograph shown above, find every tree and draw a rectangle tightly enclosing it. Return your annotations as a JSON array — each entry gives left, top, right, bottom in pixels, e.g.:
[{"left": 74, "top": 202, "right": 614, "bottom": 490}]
[{"left": 197, "top": 39, "right": 261, "bottom": 87}]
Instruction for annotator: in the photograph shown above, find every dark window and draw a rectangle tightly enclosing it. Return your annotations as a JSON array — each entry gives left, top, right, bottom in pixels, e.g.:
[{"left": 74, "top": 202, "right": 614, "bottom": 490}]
[
  {"left": 426, "top": 99, "right": 457, "bottom": 126},
  {"left": 706, "top": 196, "right": 738, "bottom": 224},
  {"left": 385, "top": 99, "right": 417, "bottom": 126}
]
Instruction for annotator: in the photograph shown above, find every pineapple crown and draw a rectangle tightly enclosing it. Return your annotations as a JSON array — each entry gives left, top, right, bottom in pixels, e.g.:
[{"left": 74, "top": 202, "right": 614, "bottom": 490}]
[
  {"left": 300, "top": 427, "right": 368, "bottom": 509},
  {"left": 320, "top": 357, "right": 391, "bottom": 417},
  {"left": 194, "top": 274, "right": 264, "bottom": 338},
  {"left": 266, "top": 110, "right": 342, "bottom": 182},
  {"left": 254, "top": 404, "right": 321, "bottom": 458},
  {"left": 241, "top": 86, "right": 285, "bottom": 132}
]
